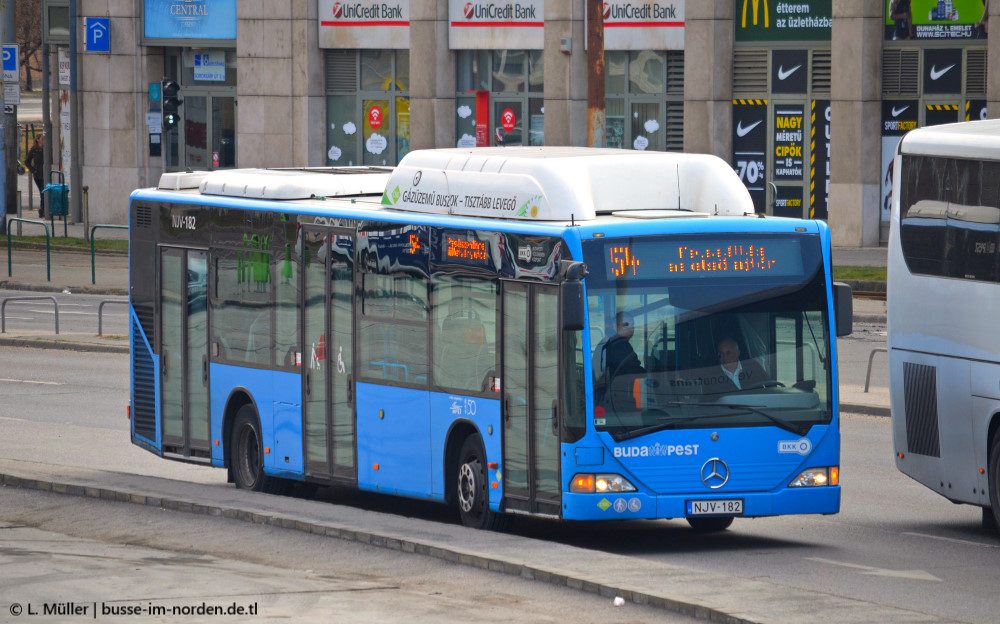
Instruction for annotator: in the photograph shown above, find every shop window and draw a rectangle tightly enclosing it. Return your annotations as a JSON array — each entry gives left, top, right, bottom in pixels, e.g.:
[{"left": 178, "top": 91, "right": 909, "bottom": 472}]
[
  {"left": 455, "top": 50, "right": 544, "bottom": 148},
  {"left": 605, "top": 50, "right": 684, "bottom": 152},
  {"left": 326, "top": 50, "right": 410, "bottom": 166}
]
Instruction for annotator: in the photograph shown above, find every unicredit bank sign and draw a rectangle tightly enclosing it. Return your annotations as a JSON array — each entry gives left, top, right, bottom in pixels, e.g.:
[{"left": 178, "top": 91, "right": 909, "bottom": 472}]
[
  {"left": 318, "top": 0, "right": 410, "bottom": 49},
  {"left": 591, "top": 1, "right": 685, "bottom": 50},
  {"left": 449, "top": 0, "right": 545, "bottom": 49}
]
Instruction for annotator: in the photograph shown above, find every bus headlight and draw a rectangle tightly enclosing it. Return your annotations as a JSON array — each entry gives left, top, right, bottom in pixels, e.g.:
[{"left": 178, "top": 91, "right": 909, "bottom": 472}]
[
  {"left": 570, "top": 473, "right": 637, "bottom": 493},
  {"left": 789, "top": 466, "right": 839, "bottom": 487}
]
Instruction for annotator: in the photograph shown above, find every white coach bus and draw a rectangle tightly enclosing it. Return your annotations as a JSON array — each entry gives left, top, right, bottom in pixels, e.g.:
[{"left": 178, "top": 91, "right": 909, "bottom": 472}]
[{"left": 888, "top": 119, "right": 1000, "bottom": 529}]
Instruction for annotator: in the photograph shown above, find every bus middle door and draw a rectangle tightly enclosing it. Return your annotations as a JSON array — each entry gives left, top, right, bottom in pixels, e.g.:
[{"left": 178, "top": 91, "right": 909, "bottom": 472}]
[{"left": 301, "top": 227, "right": 357, "bottom": 484}]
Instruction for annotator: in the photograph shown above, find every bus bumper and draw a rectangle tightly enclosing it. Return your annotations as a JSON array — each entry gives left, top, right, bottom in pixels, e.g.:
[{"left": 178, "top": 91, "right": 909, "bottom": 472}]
[{"left": 561, "top": 486, "right": 840, "bottom": 521}]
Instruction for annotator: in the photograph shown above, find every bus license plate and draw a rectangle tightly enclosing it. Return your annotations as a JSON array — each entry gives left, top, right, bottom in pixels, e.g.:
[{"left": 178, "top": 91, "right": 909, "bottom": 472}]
[{"left": 686, "top": 499, "right": 743, "bottom": 516}]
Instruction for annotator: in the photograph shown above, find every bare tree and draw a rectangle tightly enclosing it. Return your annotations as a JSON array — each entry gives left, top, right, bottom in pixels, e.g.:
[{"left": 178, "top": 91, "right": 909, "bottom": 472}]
[{"left": 16, "top": 0, "right": 41, "bottom": 91}]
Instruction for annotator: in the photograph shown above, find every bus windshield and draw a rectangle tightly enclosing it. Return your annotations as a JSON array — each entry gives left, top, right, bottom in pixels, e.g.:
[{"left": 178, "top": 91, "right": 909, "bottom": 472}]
[{"left": 582, "top": 233, "right": 832, "bottom": 441}]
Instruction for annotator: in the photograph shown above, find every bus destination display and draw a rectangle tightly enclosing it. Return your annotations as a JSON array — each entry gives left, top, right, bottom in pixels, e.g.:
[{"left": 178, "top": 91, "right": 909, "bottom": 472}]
[{"left": 605, "top": 237, "right": 804, "bottom": 280}]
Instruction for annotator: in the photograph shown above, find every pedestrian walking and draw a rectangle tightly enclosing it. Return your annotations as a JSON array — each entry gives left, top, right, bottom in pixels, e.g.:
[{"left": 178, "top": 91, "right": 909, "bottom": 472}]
[{"left": 25, "top": 135, "right": 45, "bottom": 218}]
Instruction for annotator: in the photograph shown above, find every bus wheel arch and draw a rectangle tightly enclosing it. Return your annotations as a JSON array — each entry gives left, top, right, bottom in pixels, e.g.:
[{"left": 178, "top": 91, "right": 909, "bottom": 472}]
[
  {"left": 987, "top": 420, "right": 1000, "bottom": 530},
  {"left": 226, "top": 394, "right": 285, "bottom": 495},
  {"left": 222, "top": 389, "right": 255, "bottom": 481},
  {"left": 452, "top": 431, "right": 509, "bottom": 531}
]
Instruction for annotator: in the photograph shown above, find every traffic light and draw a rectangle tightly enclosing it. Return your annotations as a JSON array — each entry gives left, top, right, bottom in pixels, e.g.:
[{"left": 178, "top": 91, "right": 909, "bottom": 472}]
[{"left": 162, "top": 80, "right": 182, "bottom": 132}]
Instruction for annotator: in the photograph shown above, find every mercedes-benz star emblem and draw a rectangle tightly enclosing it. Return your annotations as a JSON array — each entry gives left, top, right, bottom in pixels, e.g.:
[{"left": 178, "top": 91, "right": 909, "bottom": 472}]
[
  {"left": 700, "top": 458, "right": 729, "bottom": 489},
  {"left": 412, "top": 171, "right": 422, "bottom": 186}
]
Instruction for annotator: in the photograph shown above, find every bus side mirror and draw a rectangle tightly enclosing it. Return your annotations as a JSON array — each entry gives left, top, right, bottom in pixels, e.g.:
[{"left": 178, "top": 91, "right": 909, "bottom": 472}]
[
  {"left": 560, "top": 261, "right": 588, "bottom": 332},
  {"left": 833, "top": 282, "right": 853, "bottom": 337},
  {"left": 561, "top": 281, "right": 585, "bottom": 331}
]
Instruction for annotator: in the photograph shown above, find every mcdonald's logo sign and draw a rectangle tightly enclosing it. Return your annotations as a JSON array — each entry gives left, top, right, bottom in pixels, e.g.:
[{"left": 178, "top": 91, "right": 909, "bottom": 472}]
[{"left": 742, "top": 0, "right": 769, "bottom": 28}]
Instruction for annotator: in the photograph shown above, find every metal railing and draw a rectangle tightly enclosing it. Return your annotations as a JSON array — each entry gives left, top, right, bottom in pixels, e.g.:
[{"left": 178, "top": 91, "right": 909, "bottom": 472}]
[
  {"left": 91, "top": 224, "right": 128, "bottom": 285},
  {"left": 1, "top": 295, "right": 60, "bottom": 334},
  {"left": 6, "top": 218, "right": 51, "bottom": 282},
  {"left": 98, "top": 299, "right": 128, "bottom": 336},
  {"left": 864, "top": 348, "right": 888, "bottom": 393}
]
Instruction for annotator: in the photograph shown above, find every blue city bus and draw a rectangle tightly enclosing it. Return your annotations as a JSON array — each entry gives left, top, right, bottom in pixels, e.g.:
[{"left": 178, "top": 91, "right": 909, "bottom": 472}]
[{"left": 129, "top": 148, "right": 852, "bottom": 531}]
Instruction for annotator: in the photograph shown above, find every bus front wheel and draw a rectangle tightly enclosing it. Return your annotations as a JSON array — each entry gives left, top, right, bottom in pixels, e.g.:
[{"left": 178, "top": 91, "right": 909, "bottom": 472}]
[
  {"left": 987, "top": 434, "right": 1000, "bottom": 531},
  {"left": 231, "top": 404, "right": 284, "bottom": 495},
  {"left": 456, "top": 435, "right": 508, "bottom": 531}
]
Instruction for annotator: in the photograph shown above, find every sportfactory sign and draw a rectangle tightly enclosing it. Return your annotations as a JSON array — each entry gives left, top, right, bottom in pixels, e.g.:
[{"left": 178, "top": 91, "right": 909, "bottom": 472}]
[
  {"left": 735, "top": 0, "right": 832, "bottom": 42},
  {"left": 448, "top": 0, "right": 545, "bottom": 49},
  {"left": 318, "top": 0, "right": 410, "bottom": 49},
  {"left": 594, "top": 1, "right": 686, "bottom": 50}
]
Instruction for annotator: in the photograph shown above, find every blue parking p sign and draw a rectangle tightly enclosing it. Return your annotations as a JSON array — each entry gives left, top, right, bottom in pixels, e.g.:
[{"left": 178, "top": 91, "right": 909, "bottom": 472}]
[
  {"left": 2, "top": 44, "right": 18, "bottom": 82},
  {"left": 85, "top": 17, "right": 111, "bottom": 53}
]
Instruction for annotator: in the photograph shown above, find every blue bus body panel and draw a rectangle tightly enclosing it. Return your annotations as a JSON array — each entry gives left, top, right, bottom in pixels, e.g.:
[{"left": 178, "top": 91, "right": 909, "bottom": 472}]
[
  {"left": 129, "top": 306, "right": 161, "bottom": 455},
  {"left": 356, "top": 383, "right": 432, "bottom": 497},
  {"left": 428, "top": 392, "right": 502, "bottom": 507},
  {"left": 562, "top": 424, "right": 839, "bottom": 521},
  {"left": 209, "top": 363, "right": 303, "bottom": 477}
]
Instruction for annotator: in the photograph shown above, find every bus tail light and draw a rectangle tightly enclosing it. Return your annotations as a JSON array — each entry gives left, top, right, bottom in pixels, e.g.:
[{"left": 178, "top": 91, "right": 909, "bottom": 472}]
[
  {"left": 789, "top": 467, "right": 838, "bottom": 487},
  {"left": 569, "top": 473, "right": 637, "bottom": 493}
]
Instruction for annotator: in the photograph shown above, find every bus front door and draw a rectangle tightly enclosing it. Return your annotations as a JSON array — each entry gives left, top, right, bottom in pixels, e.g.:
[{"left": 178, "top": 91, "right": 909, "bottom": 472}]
[
  {"left": 502, "top": 282, "right": 562, "bottom": 517},
  {"left": 159, "top": 247, "right": 211, "bottom": 459},
  {"left": 302, "top": 227, "right": 357, "bottom": 483}
]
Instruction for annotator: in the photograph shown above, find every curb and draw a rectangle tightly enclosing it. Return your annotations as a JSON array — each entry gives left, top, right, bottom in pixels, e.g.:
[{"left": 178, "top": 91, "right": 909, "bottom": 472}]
[
  {"left": 0, "top": 280, "right": 127, "bottom": 297},
  {"left": 0, "top": 336, "right": 129, "bottom": 354},
  {"left": 0, "top": 470, "right": 756, "bottom": 624},
  {"left": 839, "top": 402, "right": 891, "bottom": 418}
]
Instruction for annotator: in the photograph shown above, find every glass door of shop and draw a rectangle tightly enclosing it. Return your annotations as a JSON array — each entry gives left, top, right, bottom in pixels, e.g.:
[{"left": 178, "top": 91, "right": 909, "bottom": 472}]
[{"left": 179, "top": 91, "right": 236, "bottom": 170}]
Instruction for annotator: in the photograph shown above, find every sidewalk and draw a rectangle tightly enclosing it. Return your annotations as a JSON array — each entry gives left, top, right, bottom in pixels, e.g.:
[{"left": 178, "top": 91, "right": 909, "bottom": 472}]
[{"left": 1, "top": 218, "right": 890, "bottom": 417}]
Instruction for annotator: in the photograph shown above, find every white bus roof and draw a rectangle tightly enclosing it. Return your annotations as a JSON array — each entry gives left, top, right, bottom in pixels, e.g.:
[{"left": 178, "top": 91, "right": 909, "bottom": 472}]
[
  {"left": 380, "top": 147, "right": 755, "bottom": 221},
  {"left": 154, "top": 148, "right": 756, "bottom": 222},
  {"left": 158, "top": 167, "right": 391, "bottom": 200},
  {"left": 900, "top": 119, "right": 1000, "bottom": 160}
]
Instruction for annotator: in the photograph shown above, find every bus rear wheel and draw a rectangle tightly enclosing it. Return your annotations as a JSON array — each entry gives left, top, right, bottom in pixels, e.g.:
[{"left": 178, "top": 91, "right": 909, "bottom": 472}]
[
  {"left": 686, "top": 516, "right": 734, "bottom": 532},
  {"left": 231, "top": 404, "right": 284, "bottom": 495},
  {"left": 987, "top": 434, "right": 1000, "bottom": 531},
  {"left": 456, "top": 435, "right": 509, "bottom": 531}
]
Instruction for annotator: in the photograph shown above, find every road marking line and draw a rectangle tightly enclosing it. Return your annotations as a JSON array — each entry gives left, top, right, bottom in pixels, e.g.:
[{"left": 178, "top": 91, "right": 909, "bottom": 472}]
[
  {"left": 903, "top": 532, "right": 1000, "bottom": 549},
  {"left": 0, "top": 378, "right": 65, "bottom": 386},
  {"left": 806, "top": 557, "right": 942, "bottom": 581}
]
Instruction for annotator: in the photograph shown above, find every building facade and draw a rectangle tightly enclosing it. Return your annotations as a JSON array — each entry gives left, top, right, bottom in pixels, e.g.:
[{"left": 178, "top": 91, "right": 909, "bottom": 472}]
[{"left": 44, "top": 0, "right": 996, "bottom": 247}]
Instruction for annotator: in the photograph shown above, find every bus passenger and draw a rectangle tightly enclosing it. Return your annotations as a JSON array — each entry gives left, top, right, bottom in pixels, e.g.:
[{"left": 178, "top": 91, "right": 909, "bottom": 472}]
[{"left": 593, "top": 312, "right": 645, "bottom": 380}]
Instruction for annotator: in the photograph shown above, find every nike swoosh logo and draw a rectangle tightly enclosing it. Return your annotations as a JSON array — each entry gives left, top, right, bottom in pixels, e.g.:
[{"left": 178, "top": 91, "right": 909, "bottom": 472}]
[
  {"left": 929, "top": 64, "right": 955, "bottom": 80},
  {"left": 777, "top": 65, "right": 801, "bottom": 81},
  {"left": 891, "top": 105, "right": 909, "bottom": 117},
  {"left": 736, "top": 120, "right": 763, "bottom": 138}
]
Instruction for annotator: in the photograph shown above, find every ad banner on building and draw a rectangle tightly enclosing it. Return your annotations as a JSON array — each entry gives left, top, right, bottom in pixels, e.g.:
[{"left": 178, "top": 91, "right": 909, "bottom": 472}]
[
  {"left": 733, "top": 99, "right": 768, "bottom": 214},
  {"left": 586, "top": 1, "right": 685, "bottom": 50},
  {"left": 449, "top": 0, "right": 544, "bottom": 49},
  {"left": 319, "top": 0, "right": 411, "bottom": 49},
  {"left": 736, "top": 0, "right": 832, "bottom": 42},
  {"left": 885, "top": 0, "right": 989, "bottom": 40},
  {"left": 881, "top": 100, "right": 919, "bottom": 221},
  {"left": 143, "top": 0, "right": 236, "bottom": 40}
]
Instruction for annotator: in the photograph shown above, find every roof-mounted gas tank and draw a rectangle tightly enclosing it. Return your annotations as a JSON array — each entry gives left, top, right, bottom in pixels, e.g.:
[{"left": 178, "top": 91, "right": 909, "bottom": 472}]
[{"left": 379, "top": 147, "right": 755, "bottom": 221}]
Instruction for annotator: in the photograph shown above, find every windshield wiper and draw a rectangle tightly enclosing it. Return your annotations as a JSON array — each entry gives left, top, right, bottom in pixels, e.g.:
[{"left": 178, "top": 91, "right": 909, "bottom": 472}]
[{"left": 612, "top": 401, "right": 811, "bottom": 441}]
